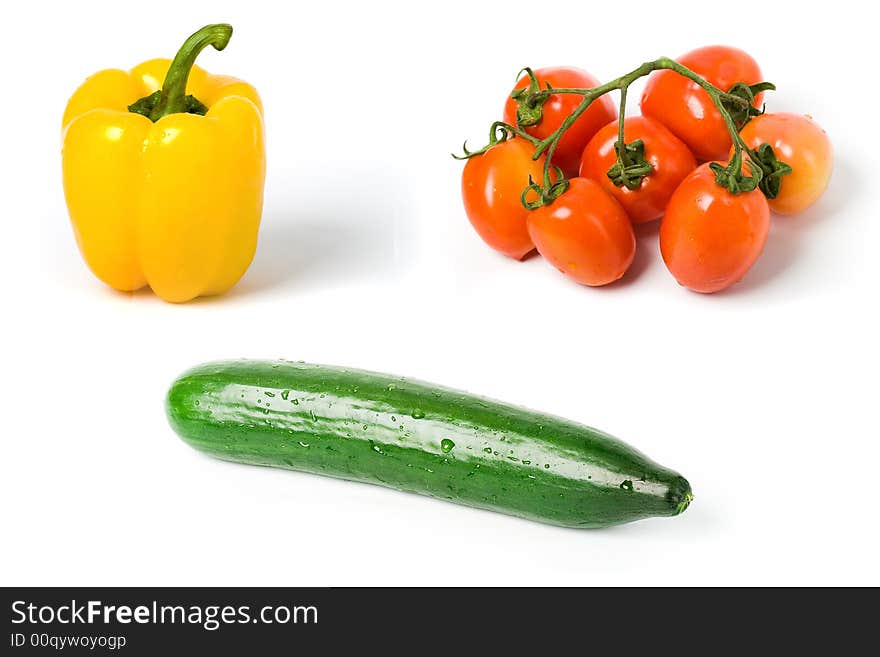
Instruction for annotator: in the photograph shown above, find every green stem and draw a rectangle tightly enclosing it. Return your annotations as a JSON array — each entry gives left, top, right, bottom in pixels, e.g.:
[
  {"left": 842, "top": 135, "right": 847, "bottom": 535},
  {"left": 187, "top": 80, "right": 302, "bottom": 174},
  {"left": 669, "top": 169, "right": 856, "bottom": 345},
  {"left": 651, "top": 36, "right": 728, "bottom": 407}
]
[
  {"left": 532, "top": 61, "right": 655, "bottom": 188},
  {"left": 503, "top": 123, "right": 542, "bottom": 146},
  {"left": 452, "top": 121, "right": 540, "bottom": 160},
  {"left": 457, "top": 57, "right": 775, "bottom": 205},
  {"left": 148, "top": 24, "right": 233, "bottom": 121},
  {"left": 617, "top": 84, "right": 628, "bottom": 152},
  {"left": 528, "top": 58, "right": 760, "bottom": 191}
]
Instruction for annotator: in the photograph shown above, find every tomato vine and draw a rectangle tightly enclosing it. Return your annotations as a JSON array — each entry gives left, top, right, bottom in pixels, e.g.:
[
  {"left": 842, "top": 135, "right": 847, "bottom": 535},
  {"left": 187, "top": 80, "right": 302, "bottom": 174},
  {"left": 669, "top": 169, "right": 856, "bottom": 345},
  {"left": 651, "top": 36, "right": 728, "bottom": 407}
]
[{"left": 455, "top": 57, "right": 792, "bottom": 208}]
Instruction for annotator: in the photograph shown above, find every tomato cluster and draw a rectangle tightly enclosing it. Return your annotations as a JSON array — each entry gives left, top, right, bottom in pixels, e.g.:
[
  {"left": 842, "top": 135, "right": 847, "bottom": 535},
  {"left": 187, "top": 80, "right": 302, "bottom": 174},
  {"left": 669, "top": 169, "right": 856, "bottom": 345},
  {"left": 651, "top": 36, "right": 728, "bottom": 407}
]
[{"left": 460, "top": 47, "right": 833, "bottom": 293}]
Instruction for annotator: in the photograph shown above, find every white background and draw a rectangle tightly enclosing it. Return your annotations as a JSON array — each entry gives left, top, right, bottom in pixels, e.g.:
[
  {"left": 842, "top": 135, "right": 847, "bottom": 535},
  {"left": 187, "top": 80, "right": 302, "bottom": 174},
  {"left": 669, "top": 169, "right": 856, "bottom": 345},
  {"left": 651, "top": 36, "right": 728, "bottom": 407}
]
[{"left": 2, "top": 0, "right": 878, "bottom": 586}]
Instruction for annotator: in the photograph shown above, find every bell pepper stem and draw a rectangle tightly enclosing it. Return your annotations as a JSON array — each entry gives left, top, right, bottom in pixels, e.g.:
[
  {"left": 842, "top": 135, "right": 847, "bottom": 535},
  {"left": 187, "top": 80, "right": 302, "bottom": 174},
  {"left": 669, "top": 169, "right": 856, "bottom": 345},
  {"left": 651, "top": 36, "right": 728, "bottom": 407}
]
[{"left": 149, "top": 24, "right": 233, "bottom": 121}]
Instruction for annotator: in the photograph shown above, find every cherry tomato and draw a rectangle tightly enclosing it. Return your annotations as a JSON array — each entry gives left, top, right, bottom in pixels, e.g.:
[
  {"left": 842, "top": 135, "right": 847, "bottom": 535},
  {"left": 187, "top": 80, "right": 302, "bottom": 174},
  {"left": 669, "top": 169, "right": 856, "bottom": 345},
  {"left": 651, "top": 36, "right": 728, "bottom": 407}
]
[
  {"left": 737, "top": 112, "right": 833, "bottom": 215},
  {"left": 641, "top": 46, "right": 763, "bottom": 162},
  {"left": 461, "top": 138, "right": 549, "bottom": 260},
  {"left": 579, "top": 116, "right": 697, "bottom": 224},
  {"left": 527, "top": 178, "right": 635, "bottom": 286},
  {"left": 660, "top": 163, "right": 770, "bottom": 293},
  {"left": 504, "top": 67, "right": 616, "bottom": 178}
]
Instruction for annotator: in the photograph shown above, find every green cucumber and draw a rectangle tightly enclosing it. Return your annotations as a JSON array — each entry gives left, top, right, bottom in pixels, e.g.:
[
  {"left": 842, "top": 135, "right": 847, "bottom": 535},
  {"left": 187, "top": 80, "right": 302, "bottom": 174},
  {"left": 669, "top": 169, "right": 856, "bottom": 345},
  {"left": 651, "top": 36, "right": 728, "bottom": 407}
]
[{"left": 166, "top": 360, "right": 692, "bottom": 528}]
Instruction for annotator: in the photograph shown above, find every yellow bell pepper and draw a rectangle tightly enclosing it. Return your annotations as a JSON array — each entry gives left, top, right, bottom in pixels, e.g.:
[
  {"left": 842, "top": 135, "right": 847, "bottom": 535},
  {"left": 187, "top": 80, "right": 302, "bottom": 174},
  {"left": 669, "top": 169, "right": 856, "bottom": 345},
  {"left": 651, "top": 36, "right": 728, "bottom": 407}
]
[{"left": 61, "top": 24, "right": 265, "bottom": 303}]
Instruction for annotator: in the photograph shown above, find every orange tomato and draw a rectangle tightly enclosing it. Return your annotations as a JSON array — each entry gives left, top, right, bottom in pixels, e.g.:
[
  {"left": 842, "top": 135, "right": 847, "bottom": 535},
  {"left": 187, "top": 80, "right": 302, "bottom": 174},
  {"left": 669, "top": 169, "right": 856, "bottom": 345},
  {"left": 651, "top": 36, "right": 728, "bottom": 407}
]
[
  {"left": 461, "top": 138, "right": 547, "bottom": 260},
  {"left": 579, "top": 116, "right": 697, "bottom": 224},
  {"left": 738, "top": 112, "right": 833, "bottom": 215},
  {"left": 641, "top": 46, "right": 763, "bottom": 162},
  {"left": 527, "top": 178, "right": 635, "bottom": 286},
  {"left": 660, "top": 163, "right": 770, "bottom": 293},
  {"left": 504, "top": 67, "right": 616, "bottom": 177}
]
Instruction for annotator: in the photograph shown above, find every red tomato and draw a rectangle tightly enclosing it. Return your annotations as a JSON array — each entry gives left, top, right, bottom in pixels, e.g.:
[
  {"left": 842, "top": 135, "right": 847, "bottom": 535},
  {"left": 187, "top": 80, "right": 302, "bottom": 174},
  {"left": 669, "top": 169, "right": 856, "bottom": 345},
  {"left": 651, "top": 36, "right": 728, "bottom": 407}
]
[
  {"left": 504, "top": 67, "right": 616, "bottom": 178},
  {"left": 579, "top": 116, "right": 697, "bottom": 224},
  {"left": 737, "top": 112, "right": 833, "bottom": 215},
  {"left": 527, "top": 178, "right": 635, "bottom": 286},
  {"left": 461, "top": 138, "right": 548, "bottom": 260},
  {"left": 641, "top": 46, "right": 763, "bottom": 162},
  {"left": 660, "top": 163, "right": 770, "bottom": 293}
]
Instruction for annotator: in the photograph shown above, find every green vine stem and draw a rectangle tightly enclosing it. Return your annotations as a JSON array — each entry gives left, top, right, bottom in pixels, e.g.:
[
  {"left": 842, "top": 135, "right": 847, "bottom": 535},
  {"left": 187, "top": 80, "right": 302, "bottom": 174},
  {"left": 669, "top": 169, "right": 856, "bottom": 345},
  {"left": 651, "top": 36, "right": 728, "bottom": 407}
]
[
  {"left": 606, "top": 82, "right": 653, "bottom": 190},
  {"left": 456, "top": 57, "right": 789, "bottom": 207},
  {"left": 451, "top": 121, "right": 540, "bottom": 160}
]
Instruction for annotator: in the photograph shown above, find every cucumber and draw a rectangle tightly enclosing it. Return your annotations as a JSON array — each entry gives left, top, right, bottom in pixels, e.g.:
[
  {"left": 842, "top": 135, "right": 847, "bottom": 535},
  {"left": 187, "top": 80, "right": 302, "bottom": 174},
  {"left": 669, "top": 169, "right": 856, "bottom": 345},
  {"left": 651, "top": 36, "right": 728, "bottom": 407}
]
[{"left": 166, "top": 360, "right": 692, "bottom": 528}]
